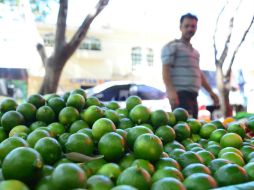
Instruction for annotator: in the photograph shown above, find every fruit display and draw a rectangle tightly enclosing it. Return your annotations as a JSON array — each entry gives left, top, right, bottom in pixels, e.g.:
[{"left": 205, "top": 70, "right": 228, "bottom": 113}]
[{"left": 0, "top": 91, "right": 254, "bottom": 190}]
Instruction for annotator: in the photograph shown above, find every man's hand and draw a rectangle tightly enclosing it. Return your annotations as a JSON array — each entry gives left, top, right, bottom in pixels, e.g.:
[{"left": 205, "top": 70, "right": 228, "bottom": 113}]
[
  {"left": 209, "top": 91, "right": 219, "bottom": 106},
  {"left": 167, "top": 90, "right": 179, "bottom": 108}
]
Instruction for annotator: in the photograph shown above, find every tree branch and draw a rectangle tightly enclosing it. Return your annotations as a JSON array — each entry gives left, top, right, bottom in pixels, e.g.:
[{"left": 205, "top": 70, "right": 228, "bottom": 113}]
[
  {"left": 213, "top": 1, "right": 228, "bottom": 66},
  {"left": 64, "top": 0, "right": 109, "bottom": 60},
  {"left": 36, "top": 43, "right": 47, "bottom": 66},
  {"left": 226, "top": 16, "right": 254, "bottom": 79},
  {"left": 218, "top": 17, "right": 233, "bottom": 67},
  {"left": 218, "top": 0, "right": 242, "bottom": 67},
  {"left": 54, "top": 0, "right": 68, "bottom": 53}
]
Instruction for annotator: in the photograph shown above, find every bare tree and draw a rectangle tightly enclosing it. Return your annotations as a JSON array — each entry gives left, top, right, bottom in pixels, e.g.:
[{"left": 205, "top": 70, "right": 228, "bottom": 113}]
[
  {"left": 37, "top": 0, "right": 109, "bottom": 94},
  {"left": 213, "top": 0, "right": 254, "bottom": 117}
]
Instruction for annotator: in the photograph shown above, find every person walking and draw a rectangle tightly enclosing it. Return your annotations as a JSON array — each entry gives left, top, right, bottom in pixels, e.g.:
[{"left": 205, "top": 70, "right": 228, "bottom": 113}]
[{"left": 161, "top": 13, "right": 219, "bottom": 118}]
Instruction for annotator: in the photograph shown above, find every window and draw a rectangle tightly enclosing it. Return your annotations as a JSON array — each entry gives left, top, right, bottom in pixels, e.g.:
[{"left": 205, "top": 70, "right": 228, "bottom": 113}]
[
  {"left": 79, "top": 37, "right": 101, "bottom": 51},
  {"left": 131, "top": 47, "right": 154, "bottom": 70},
  {"left": 131, "top": 47, "right": 142, "bottom": 70},
  {"left": 43, "top": 33, "right": 54, "bottom": 47},
  {"left": 146, "top": 48, "right": 154, "bottom": 66}
]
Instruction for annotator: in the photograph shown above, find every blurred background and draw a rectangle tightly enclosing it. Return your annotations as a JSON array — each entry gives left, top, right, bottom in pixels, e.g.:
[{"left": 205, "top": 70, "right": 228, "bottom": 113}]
[{"left": 0, "top": 0, "right": 253, "bottom": 115}]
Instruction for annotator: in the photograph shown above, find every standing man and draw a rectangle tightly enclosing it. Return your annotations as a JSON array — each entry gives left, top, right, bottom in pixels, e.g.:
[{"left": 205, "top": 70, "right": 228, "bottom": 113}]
[{"left": 161, "top": 13, "right": 219, "bottom": 118}]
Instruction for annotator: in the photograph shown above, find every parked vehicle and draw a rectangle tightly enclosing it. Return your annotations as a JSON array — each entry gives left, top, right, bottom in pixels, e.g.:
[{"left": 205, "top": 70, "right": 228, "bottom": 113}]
[{"left": 83, "top": 81, "right": 171, "bottom": 111}]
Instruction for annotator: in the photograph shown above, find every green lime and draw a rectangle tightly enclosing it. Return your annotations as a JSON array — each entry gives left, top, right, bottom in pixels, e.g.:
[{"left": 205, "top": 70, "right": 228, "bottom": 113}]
[
  {"left": 98, "top": 132, "right": 125, "bottom": 161},
  {"left": 208, "top": 158, "right": 231, "bottom": 174},
  {"left": 152, "top": 166, "right": 184, "bottom": 182},
  {"left": 1, "top": 111, "right": 24, "bottom": 132},
  {"left": 85, "top": 96, "right": 101, "bottom": 107},
  {"left": 241, "top": 145, "right": 254, "bottom": 161},
  {"left": 155, "top": 125, "right": 175, "bottom": 144},
  {"left": 65, "top": 133, "right": 94, "bottom": 156},
  {"left": 155, "top": 157, "right": 181, "bottom": 170},
  {"left": 187, "top": 118, "right": 202, "bottom": 134},
  {"left": 77, "top": 128, "right": 93, "bottom": 139},
  {"left": 199, "top": 123, "right": 217, "bottom": 139},
  {"left": 34, "top": 137, "right": 62, "bottom": 165},
  {"left": 218, "top": 147, "right": 243, "bottom": 158},
  {"left": 183, "top": 173, "right": 217, "bottom": 190},
  {"left": 118, "top": 118, "right": 134, "bottom": 130},
  {"left": 51, "top": 163, "right": 86, "bottom": 190},
  {"left": 36, "top": 106, "right": 55, "bottom": 124},
  {"left": 211, "top": 119, "right": 225, "bottom": 129},
  {"left": 173, "top": 123, "right": 191, "bottom": 141},
  {"left": 150, "top": 109, "right": 169, "bottom": 128},
  {"left": 26, "top": 129, "right": 50, "bottom": 148},
  {"left": 182, "top": 163, "right": 211, "bottom": 177},
  {"left": 16, "top": 103, "right": 37, "bottom": 123},
  {"left": 87, "top": 175, "right": 114, "bottom": 190},
  {"left": 0, "top": 136, "right": 28, "bottom": 161},
  {"left": 71, "top": 88, "right": 87, "bottom": 99},
  {"left": 220, "top": 133, "right": 243, "bottom": 148},
  {"left": 214, "top": 163, "right": 248, "bottom": 186},
  {"left": 151, "top": 177, "right": 185, "bottom": 190},
  {"left": 106, "top": 101, "right": 120, "bottom": 110},
  {"left": 209, "top": 129, "right": 227, "bottom": 142},
  {"left": 205, "top": 144, "right": 221, "bottom": 158},
  {"left": 227, "top": 122, "right": 246, "bottom": 138},
  {"left": 97, "top": 163, "right": 122, "bottom": 182},
  {"left": 117, "top": 166, "right": 151, "bottom": 190},
  {"left": 244, "top": 162, "right": 254, "bottom": 180},
  {"left": 220, "top": 152, "right": 245, "bottom": 166},
  {"left": 131, "top": 159, "right": 155, "bottom": 175},
  {"left": 92, "top": 118, "right": 116, "bottom": 141},
  {"left": 29, "top": 121, "right": 47, "bottom": 131},
  {"left": 173, "top": 108, "right": 189, "bottom": 122},
  {"left": 126, "top": 96, "right": 142, "bottom": 111},
  {"left": 9, "top": 125, "right": 30, "bottom": 138},
  {"left": 47, "top": 97, "right": 66, "bottom": 115},
  {"left": 69, "top": 120, "right": 89, "bottom": 133},
  {"left": 48, "top": 122, "right": 66, "bottom": 137},
  {"left": 134, "top": 134, "right": 163, "bottom": 162},
  {"left": 196, "top": 150, "right": 215, "bottom": 165},
  {"left": 66, "top": 94, "right": 86, "bottom": 111},
  {"left": 80, "top": 105, "right": 104, "bottom": 126},
  {"left": 58, "top": 107, "right": 80, "bottom": 126},
  {"left": 116, "top": 108, "right": 129, "bottom": 118},
  {"left": 164, "top": 141, "right": 185, "bottom": 154},
  {"left": 0, "top": 180, "right": 29, "bottom": 190},
  {"left": 178, "top": 151, "right": 203, "bottom": 168},
  {"left": 129, "top": 105, "right": 150, "bottom": 125},
  {"left": 0, "top": 98, "right": 18, "bottom": 113},
  {"left": 2, "top": 147, "right": 43, "bottom": 184},
  {"left": 104, "top": 109, "right": 120, "bottom": 125},
  {"left": 27, "top": 94, "right": 45, "bottom": 108}
]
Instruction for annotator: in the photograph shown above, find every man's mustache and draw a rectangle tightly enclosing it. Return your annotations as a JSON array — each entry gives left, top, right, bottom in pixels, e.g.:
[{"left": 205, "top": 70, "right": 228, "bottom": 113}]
[{"left": 187, "top": 31, "right": 194, "bottom": 35}]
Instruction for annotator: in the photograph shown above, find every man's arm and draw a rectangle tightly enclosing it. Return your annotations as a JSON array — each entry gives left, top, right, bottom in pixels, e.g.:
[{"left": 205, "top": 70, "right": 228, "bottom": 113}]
[
  {"left": 162, "top": 64, "right": 179, "bottom": 108},
  {"left": 200, "top": 71, "right": 219, "bottom": 106}
]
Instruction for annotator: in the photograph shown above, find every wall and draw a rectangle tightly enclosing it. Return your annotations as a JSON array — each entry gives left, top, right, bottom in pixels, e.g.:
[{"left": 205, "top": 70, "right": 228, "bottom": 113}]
[{"left": 28, "top": 24, "right": 173, "bottom": 95}]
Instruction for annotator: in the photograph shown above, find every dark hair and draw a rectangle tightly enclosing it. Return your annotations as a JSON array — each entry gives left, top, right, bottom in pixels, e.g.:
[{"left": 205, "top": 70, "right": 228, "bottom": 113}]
[{"left": 180, "top": 13, "right": 198, "bottom": 24}]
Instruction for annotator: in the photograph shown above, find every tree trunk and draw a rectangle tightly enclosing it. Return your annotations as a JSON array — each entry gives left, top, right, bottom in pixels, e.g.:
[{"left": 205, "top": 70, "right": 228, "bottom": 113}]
[
  {"left": 215, "top": 65, "right": 232, "bottom": 117},
  {"left": 39, "top": 56, "right": 66, "bottom": 94},
  {"left": 224, "top": 87, "right": 232, "bottom": 117}
]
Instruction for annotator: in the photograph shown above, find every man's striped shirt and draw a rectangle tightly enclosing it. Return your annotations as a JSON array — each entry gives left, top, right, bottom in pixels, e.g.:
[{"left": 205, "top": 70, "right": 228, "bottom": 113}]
[{"left": 161, "top": 39, "right": 201, "bottom": 93}]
